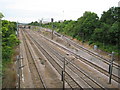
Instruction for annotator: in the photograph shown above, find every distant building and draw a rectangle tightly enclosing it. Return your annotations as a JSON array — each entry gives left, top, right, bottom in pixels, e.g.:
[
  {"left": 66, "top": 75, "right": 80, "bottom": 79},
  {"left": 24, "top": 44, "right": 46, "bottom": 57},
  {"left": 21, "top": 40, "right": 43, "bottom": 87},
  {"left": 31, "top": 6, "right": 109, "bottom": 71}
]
[{"left": 42, "top": 21, "right": 50, "bottom": 24}]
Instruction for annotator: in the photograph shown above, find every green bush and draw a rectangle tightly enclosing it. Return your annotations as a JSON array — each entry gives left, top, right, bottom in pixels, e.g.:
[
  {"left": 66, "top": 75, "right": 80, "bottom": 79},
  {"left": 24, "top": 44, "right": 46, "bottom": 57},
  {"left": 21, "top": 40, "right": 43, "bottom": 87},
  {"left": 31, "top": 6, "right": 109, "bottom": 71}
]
[{"left": 88, "top": 41, "right": 93, "bottom": 45}]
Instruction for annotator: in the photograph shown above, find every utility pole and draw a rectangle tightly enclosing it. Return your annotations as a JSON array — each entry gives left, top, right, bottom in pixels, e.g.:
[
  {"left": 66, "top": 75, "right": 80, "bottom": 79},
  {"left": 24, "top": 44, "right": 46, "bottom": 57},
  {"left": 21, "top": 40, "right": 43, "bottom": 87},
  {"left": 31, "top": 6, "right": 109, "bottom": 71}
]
[
  {"left": 62, "top": 57, "right": 65, "bottom": 90},
  {"left": 108, "top": 51, "right": 114, "bottom": 84},
  {"left": 62, "top": 55, "right": 76, "bottom": 90}
]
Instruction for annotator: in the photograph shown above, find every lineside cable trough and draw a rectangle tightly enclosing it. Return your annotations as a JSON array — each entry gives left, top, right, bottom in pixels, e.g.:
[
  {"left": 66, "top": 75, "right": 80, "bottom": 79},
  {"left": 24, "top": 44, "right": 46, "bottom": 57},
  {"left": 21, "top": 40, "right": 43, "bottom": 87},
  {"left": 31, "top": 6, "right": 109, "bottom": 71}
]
[{"left": 16, "top": 55, "right": 24, "bottom": 89}]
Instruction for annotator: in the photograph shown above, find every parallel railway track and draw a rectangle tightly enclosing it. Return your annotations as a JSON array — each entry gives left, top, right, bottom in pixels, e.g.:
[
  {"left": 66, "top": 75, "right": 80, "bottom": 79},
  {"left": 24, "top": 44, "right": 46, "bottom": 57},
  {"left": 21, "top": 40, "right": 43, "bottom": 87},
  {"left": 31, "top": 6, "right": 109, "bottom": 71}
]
[
  {"left": 20, "top": 29, "right": 46, "bottom": 89},
  {"left": 33, "top": 29, "right": 120, "bottom": 84},
  {"left": 40, "top": 29, "right": 120, "bottom": 80},
  {"left": 24, "top": 30, "right": 83, "bottom": 89},
  {"left": 18, "top": 27, "right": 119, "bottom": 89},
  {"left": 24, "top": 29, "right": 119, "bottom": 89},
  {"left": 62, "top": 36, "right": 120, "bottom": 70}
]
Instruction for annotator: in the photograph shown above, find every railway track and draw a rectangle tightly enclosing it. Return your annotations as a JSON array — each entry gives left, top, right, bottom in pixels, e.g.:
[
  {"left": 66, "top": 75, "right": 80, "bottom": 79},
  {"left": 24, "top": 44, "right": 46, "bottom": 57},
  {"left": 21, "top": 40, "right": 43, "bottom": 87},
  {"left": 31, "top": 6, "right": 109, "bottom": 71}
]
[
  {"left": 20, "top": 29, "right": 46, "bottom": 88},
  {"left": 24, "top": 30, "right": 83, "bottom": 89},
  {"left": 39, "top": 28, "right": 120, "bottom": 80},
  {"left": 62, "top": 36, "right": 120, "bottom": 70},
  {"left": 24, "top": 29, "right": 119, "bottom": 89},
  {"left": 32, "top": 29, "right": 120, "bottom": 84},
  {"left": 62, "top": 37, "right": 120, "bottom": 83},
  {"left": 36, "top": 38, "right": 105, "bottom": 89},
  {"left": 35, "top": 29, "right": 120, "bottom": 83}
]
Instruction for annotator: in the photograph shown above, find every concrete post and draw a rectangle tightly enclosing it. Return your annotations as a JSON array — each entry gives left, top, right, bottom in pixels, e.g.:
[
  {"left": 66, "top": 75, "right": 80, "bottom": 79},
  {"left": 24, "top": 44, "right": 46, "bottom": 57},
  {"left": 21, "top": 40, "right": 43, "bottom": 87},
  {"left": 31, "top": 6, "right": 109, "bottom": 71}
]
[{"left": 109, "top": 51, "right": 114, "bottom": 84}]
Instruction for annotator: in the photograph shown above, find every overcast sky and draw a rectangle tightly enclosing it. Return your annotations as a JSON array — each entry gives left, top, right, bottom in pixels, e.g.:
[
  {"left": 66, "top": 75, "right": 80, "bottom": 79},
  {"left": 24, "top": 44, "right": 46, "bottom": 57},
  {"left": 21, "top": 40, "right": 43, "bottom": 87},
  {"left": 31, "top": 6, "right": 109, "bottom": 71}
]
[{"left": 0, "top": 0, "right": 119, "bottom": 23}]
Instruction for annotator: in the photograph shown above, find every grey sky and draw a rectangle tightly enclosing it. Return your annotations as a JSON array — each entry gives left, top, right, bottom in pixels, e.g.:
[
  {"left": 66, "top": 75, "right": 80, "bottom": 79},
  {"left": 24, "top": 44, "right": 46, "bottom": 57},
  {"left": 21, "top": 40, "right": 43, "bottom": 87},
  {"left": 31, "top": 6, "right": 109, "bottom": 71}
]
[{"left": 0, "top": 0, "right": 119, "bottom": 23}]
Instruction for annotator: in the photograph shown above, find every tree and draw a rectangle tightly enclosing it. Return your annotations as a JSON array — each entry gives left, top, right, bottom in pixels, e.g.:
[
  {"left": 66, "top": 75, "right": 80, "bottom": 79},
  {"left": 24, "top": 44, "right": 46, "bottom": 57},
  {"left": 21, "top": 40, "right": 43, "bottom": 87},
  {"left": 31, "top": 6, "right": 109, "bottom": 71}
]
[
  {"left": 99, "top": 7, "right": 119, "bottom": 46},
  {"left": 75, "top": 11, "right": 99, "bottom": 40},
  {"left": 0, "top": 12, "right": 4, "bottom": 19},
  {"left": 108, "top": 21, "right": 119, "bottom": 45},
  {"left": 100, "top": 7, "right": 119, "bottom": 25},
  {"left": 91, "top": 28, "right": 104, "bottom": 42}
]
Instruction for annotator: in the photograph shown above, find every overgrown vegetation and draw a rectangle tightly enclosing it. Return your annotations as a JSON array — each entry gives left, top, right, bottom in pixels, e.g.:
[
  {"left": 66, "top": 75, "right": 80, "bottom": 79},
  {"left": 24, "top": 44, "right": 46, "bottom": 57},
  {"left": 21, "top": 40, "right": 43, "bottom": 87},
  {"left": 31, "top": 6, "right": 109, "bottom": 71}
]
[
  {"left": 0, "top": 12, "right": 3, "bottom": 88},
  {"left": 29, "top": 7, "right": 119, "bottom": 55},
  {"left": 1, "top": 13, "right": 20, "bottom": 73}
]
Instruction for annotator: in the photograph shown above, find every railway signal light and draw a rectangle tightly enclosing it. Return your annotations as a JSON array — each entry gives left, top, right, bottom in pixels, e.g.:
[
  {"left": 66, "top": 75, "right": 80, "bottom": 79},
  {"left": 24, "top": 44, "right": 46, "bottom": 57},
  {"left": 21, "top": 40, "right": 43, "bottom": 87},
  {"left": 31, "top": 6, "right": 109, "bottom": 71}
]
[
  {"left": 51, "top": 18, "right": 54, "bottom": 39},
  {"left": 51, "top": 18, "right": 54, "bottom": 22}
]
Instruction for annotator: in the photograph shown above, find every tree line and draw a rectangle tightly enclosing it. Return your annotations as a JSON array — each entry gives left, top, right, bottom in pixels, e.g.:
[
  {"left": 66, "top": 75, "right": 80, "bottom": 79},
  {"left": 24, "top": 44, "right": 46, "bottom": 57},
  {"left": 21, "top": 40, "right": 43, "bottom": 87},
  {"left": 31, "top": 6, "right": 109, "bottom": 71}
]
[{"left": 29, "top": 7, "right": 119, "bottom": 55}]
